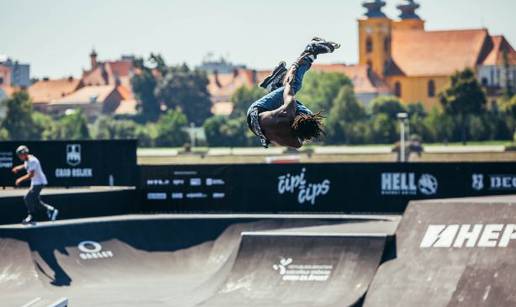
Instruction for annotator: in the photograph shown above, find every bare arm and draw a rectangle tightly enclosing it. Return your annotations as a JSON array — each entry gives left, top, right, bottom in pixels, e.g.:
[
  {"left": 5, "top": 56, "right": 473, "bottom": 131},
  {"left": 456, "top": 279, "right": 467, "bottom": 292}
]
[
  {"left": 11, "top": 164, "right": 25, "bottom": 174},
  {"left": 282, "top": 66, "right": 298, "bottom": 116},
  {"left": 15, "top": 171, "right": 34, "bottom": 186}
]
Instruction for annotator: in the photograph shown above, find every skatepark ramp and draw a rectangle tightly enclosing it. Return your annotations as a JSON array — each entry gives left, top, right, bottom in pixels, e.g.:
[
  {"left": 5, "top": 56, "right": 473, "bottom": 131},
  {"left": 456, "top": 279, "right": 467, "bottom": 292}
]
[
  {"left": 0, "top": 214, "right": 397, "bottom": 307},
  {"left": 364, "top": 195, "right": 516, "bottom": 307},
  {"left": 201, "top": 231, "right": 386, "bottom": 307}
]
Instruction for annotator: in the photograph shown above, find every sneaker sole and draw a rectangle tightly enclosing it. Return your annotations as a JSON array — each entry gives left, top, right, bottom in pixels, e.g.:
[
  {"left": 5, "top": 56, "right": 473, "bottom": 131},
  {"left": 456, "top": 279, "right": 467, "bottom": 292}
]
[
  {"left": 259, "top": 62, "right": 287, "bottom": 88},
  {"left": 310, "top": 37, "right": 341, "bottom": 51}
]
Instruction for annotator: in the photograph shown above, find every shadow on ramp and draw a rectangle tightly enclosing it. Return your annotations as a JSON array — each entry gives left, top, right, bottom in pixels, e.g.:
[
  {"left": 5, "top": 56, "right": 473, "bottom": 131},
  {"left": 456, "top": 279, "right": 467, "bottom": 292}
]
[{"left": 0, "top": 214, "right": 397, "bottom": 306}]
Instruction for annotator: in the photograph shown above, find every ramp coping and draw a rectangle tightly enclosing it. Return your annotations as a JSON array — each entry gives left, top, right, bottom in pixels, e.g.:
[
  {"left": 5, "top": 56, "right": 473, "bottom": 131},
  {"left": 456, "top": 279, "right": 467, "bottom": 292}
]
[
  {"left": 241, "top": 231, "right": 389, "bottom": 237},
  {"left": 0, "top": 213, "right": 400, "bottom": 229},
  {"left": 49, "top": 298, "right": 68, "bottom": 307},
  {"left": 21, "top": 297, "right": 41, "bottom": 307}
]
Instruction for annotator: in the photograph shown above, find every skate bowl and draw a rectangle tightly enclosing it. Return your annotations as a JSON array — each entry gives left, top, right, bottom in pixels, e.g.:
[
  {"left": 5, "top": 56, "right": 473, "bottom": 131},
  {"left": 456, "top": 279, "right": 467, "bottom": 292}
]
[
  {"left": 364, "top": 195, "right": 516, "bottom": 307},
  {"left": 0, "top": 214, "right": 397, "bottom": 307}
]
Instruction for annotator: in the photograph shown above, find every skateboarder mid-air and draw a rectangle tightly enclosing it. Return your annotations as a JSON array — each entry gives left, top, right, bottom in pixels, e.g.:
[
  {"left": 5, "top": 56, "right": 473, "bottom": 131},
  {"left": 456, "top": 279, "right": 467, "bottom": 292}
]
[
  {"left": 12, "top": 145, "right": 59, "bottom": 224},
  {"left": 247, "top": 37, "right": 340, "bottom": 148}
]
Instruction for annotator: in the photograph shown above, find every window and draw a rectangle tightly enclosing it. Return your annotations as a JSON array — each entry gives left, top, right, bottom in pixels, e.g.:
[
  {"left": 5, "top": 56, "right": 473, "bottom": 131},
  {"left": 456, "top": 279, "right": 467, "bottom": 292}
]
[
  {"left": 366, "top": 37, "right": 373, "bottom": 53},
  {"left": 428, "top": 80, "right": 436, "bottom": 97},
  {"left": 384, "top": 37, "right": 390, "bottom": 52},
  {"left": 394, "top": 81, "right": 402, "bottom": 97},
  {"left": 367, "top": 60, "right": 372, "bottom": 68},
  {"left": 481, "top": 77, "right": 488, "bottom": 86},
  {"left": 0, "top": 77, "right": 3, "bottom": 85}
]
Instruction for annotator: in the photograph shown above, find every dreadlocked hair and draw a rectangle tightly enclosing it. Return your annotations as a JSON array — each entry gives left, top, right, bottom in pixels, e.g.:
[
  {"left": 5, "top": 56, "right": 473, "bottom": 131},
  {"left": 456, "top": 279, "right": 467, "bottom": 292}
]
[{"left": 291, "top": 112, "right": 326, "bottom": 141}]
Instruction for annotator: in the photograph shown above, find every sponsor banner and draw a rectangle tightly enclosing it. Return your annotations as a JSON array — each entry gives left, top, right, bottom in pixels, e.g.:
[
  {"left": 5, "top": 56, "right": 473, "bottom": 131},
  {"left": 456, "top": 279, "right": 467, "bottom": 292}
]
[
  {"left": 0, "top": 140, "right": 137, "bottom": 187},
  {"left": 381, "top": 173, "right": 438, "bottom": 196},
  {"left": 472, "top": 174, "right": 516, "bottom": 191},
  {"left": 140, "top": 162, "right": 516, "bottom": 213}
]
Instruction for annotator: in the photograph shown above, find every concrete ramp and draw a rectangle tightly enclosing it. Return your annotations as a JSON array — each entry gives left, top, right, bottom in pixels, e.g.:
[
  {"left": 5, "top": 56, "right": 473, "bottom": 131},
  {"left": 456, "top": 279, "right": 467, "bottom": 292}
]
[
  {"left": 202, "top": 232, "right": 387, "bottom": 307},
  {"left": 364, "top": 195, "right": 516, "bottom": 307},
  {"left": 0, "top": 214, "right": 397, "bottom": 306}
]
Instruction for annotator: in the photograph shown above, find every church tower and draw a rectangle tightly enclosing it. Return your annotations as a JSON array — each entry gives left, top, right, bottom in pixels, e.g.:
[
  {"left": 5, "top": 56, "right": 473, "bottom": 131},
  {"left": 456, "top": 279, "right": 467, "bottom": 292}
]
[
  {"left": 90, "top": 49, "right": 98, "bottom": 70},
  {"left": 358, "top": 0, "right": 392, "bottom": 77},
  {"left": 392, "top": 0, "right": 425, "bottom": 31}
]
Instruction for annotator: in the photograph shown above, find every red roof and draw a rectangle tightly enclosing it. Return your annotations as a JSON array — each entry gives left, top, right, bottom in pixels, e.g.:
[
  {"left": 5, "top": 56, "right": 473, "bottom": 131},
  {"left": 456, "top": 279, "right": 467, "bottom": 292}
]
[
  {"left": 107, "top": 60, "right": 133, "bottom": 78},
  {"left": 390, "top": 29, "right": 489, "bottom": 76},
  {"left": 312, "top": 63, "right": 390, "bottom": 94},
  {"left": 28, "top": 78, "right": 82, "bottom": 104},
  {"left": 207, "top": 69, "right": 257, "bottom": 102},
  {"left": 482, "top": 35, "right": 516, "bottom": 66}
]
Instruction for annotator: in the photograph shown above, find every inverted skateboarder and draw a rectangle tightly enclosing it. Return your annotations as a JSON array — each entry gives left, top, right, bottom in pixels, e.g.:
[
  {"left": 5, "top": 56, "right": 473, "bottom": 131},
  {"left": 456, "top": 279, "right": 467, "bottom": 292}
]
[
  {"left": 247, "top": 37, "right": 340, "bottom": 148},
  {"left": 12, "top": 145, "right": 59, "bottom": 224}
]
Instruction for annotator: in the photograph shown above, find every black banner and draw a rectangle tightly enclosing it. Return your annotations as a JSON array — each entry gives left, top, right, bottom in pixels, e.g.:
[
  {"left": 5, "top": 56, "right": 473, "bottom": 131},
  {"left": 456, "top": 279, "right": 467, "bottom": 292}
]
[
  {"left": 0, "top": 140, "right": 137, "bottom": 187},
  {"left": 140, "top": 162, "right": 516, "bottom": 213}
]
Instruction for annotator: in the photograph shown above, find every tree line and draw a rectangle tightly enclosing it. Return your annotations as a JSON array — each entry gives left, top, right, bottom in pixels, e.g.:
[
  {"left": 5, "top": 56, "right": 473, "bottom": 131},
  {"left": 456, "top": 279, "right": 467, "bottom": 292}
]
[
  {"left": 202, "top": 68, "right": 516, "bottom": 146},
  {"left": 1, "top": 56, "right": 515, "bottom": 147}
]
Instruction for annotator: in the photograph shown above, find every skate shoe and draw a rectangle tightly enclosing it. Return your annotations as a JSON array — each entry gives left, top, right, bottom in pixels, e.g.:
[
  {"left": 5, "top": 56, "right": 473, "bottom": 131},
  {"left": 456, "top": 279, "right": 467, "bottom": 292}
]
[
  {"left": 259, "top": 61, "right": 287, "bottom": 92},
  {"left": 304, "top": 37, "right": 340, "bottom": 56}
]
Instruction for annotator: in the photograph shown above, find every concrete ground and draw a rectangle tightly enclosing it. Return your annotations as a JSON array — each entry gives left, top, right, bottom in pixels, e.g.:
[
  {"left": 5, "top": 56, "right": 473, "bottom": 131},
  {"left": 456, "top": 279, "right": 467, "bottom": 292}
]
[{"left": 138, "top": 145, "right": 516, "bottom": 164}]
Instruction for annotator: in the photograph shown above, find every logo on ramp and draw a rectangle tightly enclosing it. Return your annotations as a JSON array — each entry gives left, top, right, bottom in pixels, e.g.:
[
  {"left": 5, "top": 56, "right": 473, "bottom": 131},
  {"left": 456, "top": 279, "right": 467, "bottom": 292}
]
[
  {"left": 78, "top": 241, "right": 114, "bottom": 260},
  {"left": 420, "top": 224, "right": 516, "bottom": 248},
  {"left": 273, "top": 257, "right": 333, "bottom": 282}
]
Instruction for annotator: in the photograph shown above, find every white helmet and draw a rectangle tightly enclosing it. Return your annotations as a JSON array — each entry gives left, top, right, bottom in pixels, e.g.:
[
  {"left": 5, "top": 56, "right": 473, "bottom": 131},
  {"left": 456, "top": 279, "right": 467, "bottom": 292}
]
[{"left": 15, "top": 145, "right": 29, "bottom": 155}]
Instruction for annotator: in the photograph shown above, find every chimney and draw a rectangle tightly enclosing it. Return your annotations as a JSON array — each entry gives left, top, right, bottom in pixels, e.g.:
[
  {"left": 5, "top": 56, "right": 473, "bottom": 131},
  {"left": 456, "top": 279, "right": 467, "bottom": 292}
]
[
  {"left": 214, "top": 70, "right": 221, "bottom": 88},
  {"left": 90, "top": 49, "right": 98, "bottom": 70}
]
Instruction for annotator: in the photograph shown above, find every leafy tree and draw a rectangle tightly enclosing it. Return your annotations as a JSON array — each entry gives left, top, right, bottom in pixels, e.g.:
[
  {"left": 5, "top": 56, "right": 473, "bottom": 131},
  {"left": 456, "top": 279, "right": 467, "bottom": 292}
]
[
  {"left": 32, "top": 112, "right": 55, "bottom": 140},
  {"left": 155, "top": 64, "right": 212, "bottom": 125},
  {"left": 0, "top": 128, "right": 8, "bottom": 140},
  {"left": 502, "top": 50, "right": 514, "bottom": 98},
  {"left": 483, "top": 105, "right": 512, "bottom": 140},
  {"left": 231, "top": 86, "right": 266, "bottom": 118},
  {"left": 424, "top": 108, "right": 454, "bottom": 143},
  {"left": 296, "top": 71, "right": 353, "bottom": 112},
  {"left": 371, "top": 96, "right": 406, "bottom": 120},
  {"left": 135, "top": 123, "right": 157, "bottom": 147},
  {"left": 203, "top": 115, "right": 251, "bottom": 147},
  {"left": 1, "top": 91, "right": 40, "bottom": 140},
  {"left": 53, "top": 109, "right": 90, "bottom": 140},
  {"left": 131, "top": 57, "right": 160, "bottom": 121},
  {"left": 93, "top": 116, "right": 155, "bottom": 146},
  {"left": 440, "top": 68, "right": 486, "bottom": 144},
  {"left": 370, "top": 113, "right": 398, "bottom": 143},
  {"left": 95, "top": 117, "right": 142, "bottom": 139},
  {"left": 366, "top": 96, "right": 406, "bottom": 144},
  {"left": 499, "top": 95, "right": 516, "bottom": 138},
  {"left": 154, "top": 109, "right": 188, "bottom": 147},
  {"left": 325, "top": 85, "right": 367, "bottom": 144},
  {"left": 407, "top": 102, "right": 433, "bottom": 142}
]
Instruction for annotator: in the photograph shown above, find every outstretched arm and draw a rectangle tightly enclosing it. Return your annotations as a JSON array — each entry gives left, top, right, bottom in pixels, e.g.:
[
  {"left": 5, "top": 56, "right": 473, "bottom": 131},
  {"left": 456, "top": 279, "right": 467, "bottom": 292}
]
[
  {"left": 282, "top": 66, "right": 298, "bottom": 116},
  {"left": 11, "top": 164, "right": 25, "bottom": 174}
]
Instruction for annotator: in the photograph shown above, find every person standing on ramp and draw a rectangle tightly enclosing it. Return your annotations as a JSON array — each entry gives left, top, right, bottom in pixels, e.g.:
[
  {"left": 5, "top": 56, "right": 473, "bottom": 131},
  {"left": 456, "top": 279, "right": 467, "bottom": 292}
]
[
  {"left": 247, "top": 37, "right": 340, "bottom": 148},
  {"left": 12, "top": 145, "right": 59, "bottom": 224}
]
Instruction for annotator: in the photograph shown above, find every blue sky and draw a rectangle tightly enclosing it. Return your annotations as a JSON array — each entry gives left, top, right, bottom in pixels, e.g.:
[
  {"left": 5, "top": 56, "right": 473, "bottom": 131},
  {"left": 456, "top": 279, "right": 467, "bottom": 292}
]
[{"left": 1, "top": 0, "right": 515, "bottom": 78}]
